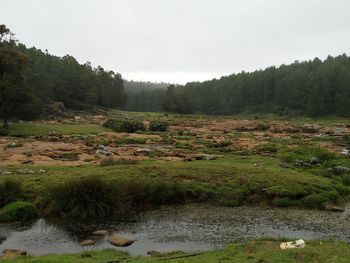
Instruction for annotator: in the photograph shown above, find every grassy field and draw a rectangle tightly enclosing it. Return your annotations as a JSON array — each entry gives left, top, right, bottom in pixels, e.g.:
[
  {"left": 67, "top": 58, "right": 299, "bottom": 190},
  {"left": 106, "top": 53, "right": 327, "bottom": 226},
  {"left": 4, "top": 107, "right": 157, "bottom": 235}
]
[
  {"left": 1, "top": 154, "right": 348, "bottom": 211},
  {"left": 6, "top": 240, "right": 350, "bottom": 263},
  {"left": 0, "top": 124, "right": 108, "bottom": 136}
]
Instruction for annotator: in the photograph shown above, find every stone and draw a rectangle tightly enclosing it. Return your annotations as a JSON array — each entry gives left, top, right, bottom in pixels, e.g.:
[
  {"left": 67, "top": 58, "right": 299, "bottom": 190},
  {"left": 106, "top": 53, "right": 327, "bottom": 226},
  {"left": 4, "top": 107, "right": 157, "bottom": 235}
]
[
  {"left": 80, "top": 240, "right": 95, "bottom": 246},
  {"left": 95, "top": 145, "right": 113, "bottom": 156},
  {"left": 325, "top": 204, "right": 345, "bottom": 212},
  {"left": 22, "top": 160, "right": 34, "bottom": 165},
  {"left": 280, "top": 239, "right": 305, "bottom": 250},
  {"left": 309, "top": 157, "right": 320, "bottom": 164},
  {"left": 206, "top": 155, "right": 217, "bottom": 160},
  {"left": 107, "top": 236, "right": 135, "bottom": 247},
  {"left": 332, "top": 166, "right": 350, "bottom": 174},
  {"left": 93, "top": 230, "right": 108, "bottom": 236},
  {"left": 1, "top": 249, "right": 27, "bottom": 259},
  {"left": 134, "top": 148, "right": 152, "bottom": 156}
]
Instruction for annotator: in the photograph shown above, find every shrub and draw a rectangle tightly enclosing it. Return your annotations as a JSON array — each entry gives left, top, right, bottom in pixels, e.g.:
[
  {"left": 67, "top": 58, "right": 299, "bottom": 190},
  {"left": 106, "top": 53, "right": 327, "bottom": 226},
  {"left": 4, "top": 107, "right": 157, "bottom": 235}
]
[
  {"left": 49, "top": 177, "right": 125, "bottom": 218},
  {"left": 0, "top": 201, "right": 38, "bottom": 222},
  {"left": 0, "top": 180, "right": 23, "bottom": 207},
  {"left": 302, "top": 193, "right": 330, "bottom": 208},
  {"left": 280, "top": 146, "right": 337, "bottom": 164},
  {"left": 272, "top": 197, "right": 291, "bottom": 207},
  {"left": 258, "top": 143, "right": 278, "bottom": 153},
  {"left": 149, "top": 120, "right": 168, "bottom": 132},
  {"left": 103, "top": 118, "right": 145, "bottom": 133},
  {"left": 342, "top": 174, "right": 350, "bottom": 186},
  {"left": 117, "top": 137, "right": 147, "bottom": 144}
]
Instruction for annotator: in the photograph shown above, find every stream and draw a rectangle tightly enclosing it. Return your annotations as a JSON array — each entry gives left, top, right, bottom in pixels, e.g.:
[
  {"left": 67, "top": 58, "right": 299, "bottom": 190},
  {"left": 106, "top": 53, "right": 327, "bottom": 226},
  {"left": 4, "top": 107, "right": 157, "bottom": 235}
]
[{"left": 1, "top": 204, "right": 350, "bottom": 256}]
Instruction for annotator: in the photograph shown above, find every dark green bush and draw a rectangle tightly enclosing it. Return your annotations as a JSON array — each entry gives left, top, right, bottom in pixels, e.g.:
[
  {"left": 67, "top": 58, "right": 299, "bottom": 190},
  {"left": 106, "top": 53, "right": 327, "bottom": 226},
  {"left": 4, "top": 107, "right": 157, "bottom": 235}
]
[
  {"left": 258, "top": 143, "right": 278, "bottom": 153},
  {"left": 280, "top": 146, "right": 337, "bottom": 164},
  {"left": 302, "top": 193, "right": 331, "bottom": 208},
  {"left": 272, "top": 197, "right": 291, "bottom": 207},
  {"left": 49, "top": 177, "right": 187, "bottom": 218},
  {"left": 103, "top": 118, "right": 145, "bottom": 133},
  {"left": 50, "top": 177, "right": 125, "bottom": 218},
  {"left": 0, "top": 201, "right": 38, "bottom": 222},
  {"left": 149, "top": 120, "right": 168, "bottom": 132},
  {"left": 0, "top": 180, "right": 23, "bottom": 207}
]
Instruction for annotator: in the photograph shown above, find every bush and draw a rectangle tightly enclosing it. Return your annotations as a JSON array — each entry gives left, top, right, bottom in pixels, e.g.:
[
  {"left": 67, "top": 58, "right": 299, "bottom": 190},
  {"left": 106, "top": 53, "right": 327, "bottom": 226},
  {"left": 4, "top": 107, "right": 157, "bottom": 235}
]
[
  {"left": 103, "top": 118, "right": 146, "bottom": 133},
  {"left": 258, "top": 143, "right": 278, "bottom": 153},
  {"left": 302, "top": 193, "right": 332, "bottom": 208},
  {"left": 149, "top": 120, "right": 168, "bottom": 132},
  {"left": 49, "top": 177, "right": 187, "bottom": 218},
  {"left": 0, "top": 201, "right": 38, "bottom": 222},
  {"left": 49, "top": 176, "right": 125, "bottom": 218},
  {"left": 280, "top": 146, "right": 337, "bottom": 164},
  {"left": 0, "top": 180, "right": 23, "bottom": 207},
  {"left": 272, "top": 197, "right": 291, "bottom": 207}
]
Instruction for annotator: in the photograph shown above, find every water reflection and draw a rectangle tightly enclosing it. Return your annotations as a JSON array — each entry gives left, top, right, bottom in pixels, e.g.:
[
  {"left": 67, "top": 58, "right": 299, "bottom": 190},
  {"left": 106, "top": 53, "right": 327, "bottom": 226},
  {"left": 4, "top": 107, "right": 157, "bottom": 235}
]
[{"left": 0, "top": 204, "right": 350, "bottom": 256}]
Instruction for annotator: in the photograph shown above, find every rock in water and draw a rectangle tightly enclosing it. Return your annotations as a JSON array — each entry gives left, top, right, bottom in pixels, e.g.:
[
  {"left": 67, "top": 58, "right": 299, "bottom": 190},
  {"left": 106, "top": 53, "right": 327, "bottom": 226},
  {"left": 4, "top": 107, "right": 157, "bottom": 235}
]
[
  {"left": 80, "top": 240, "right": 95, "bottom": 246},
  {"left": 325, "top": 204, "right": 346, "bottom": 212},
  {"left": 107, "top": 236, "right": 135, "bottom": 247},
  {"left": 1, "top": 249, "right": 27, "bottom": 259},
  {"left": 93, "top": 230, "right": 108, "bottom": 236}
]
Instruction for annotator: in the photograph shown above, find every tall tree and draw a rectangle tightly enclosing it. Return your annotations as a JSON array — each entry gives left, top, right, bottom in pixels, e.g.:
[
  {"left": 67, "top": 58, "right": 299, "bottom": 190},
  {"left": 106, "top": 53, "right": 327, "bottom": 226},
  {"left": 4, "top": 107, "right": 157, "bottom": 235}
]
[{"left": 0, "top": 25, "right": 28, "bottom": 127}]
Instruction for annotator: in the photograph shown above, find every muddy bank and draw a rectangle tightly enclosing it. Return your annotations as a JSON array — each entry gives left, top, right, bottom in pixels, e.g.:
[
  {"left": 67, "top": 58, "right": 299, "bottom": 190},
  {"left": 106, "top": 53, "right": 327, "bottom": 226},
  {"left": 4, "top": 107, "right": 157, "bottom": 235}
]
[{"left": 1, "top": 204, "right": 350, "bottom": 256}]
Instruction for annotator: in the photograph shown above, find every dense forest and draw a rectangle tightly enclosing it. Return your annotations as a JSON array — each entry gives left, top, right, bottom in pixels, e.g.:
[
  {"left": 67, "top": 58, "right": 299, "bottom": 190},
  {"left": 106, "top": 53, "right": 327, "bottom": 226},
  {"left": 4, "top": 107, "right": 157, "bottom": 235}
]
[
  {"left": 0, "top": 24, "right": 126, "bottom": 124},
  {"left": 137, "top": 55, "right": 350, "bottom": 117},
  {"left": 2, "top": 24, "right": 350, "bottom": 123},
  {"left": 123, "top": 81, "right": 168, "bottom": 112}
]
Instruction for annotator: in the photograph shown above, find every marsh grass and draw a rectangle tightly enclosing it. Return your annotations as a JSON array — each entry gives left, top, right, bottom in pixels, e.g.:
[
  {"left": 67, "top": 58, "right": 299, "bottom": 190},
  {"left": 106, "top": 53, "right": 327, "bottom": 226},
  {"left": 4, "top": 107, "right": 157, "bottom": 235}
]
[
  {"left": 0, "top": 180, "right": 24, "bottom": 207},
  {"left": 49, "top": 176, "right": 187, "bottom": 218}
]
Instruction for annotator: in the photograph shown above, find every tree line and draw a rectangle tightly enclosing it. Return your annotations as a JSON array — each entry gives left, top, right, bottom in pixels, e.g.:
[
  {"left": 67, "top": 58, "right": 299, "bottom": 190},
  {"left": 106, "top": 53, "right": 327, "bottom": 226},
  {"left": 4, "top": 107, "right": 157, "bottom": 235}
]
[
  {"left": 2, "top": 23, "right": 350, "bottom": 126},
  {"left": 0, "top": 24, "right": 126, "bottom": 125},
  {"left": 136, "top": 55, "right": 350, "bottom": 117}
]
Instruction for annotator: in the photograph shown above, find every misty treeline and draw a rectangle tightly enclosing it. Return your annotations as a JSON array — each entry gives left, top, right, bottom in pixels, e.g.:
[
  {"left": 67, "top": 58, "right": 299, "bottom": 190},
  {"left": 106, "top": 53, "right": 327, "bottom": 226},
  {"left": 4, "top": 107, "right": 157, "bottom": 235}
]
[
  {"left": 2, "top": 23, "right": 350, "bottom": 124},
  {"left": 135, "top": 55, "right": 350, "bottom": 117},
  {"left": 17, "top": 44, "right": 126, "bottom": 114},
  {"left": 0, "top": 24, "right": 126, "bottom": 124}
]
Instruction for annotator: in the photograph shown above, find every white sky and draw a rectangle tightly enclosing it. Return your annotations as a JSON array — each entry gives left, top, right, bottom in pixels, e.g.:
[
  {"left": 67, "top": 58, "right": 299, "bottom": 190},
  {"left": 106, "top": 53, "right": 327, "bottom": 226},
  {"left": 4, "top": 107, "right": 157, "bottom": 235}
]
[{"left": 2, "top": 0, "right": 350, "bottom": 84}]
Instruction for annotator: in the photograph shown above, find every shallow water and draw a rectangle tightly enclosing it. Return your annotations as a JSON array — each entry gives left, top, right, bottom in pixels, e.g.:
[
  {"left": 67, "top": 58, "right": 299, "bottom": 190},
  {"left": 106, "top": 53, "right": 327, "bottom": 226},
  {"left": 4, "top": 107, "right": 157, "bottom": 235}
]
[{"left": 1, "top": 204, "right": 350, "bottom": 256}]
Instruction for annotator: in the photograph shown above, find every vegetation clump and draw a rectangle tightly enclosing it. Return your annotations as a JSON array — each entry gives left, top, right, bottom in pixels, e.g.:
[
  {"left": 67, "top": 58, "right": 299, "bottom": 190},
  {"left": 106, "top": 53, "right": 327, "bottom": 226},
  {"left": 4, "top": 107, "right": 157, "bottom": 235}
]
[
  {"left": 0, "top": 180, "right": 24, "bottom": 207},
  {"left": 49, "top": 176, "right": 187, "bottom": 218},
  {"left": 103, "top": 118, "right": 145, "bottom": 133},
  {"left": 0, "top": 201, "right": 38, "bottom": 222},
  {"left": 149, "top": 120, "right": 168, "bottom": 132}
]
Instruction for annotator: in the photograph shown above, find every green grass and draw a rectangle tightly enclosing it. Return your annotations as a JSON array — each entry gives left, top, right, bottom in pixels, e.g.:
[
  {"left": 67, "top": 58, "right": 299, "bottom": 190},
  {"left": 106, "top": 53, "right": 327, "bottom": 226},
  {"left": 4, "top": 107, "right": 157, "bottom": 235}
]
[
  {"left": 1, "top": 156, "right": 348, "bottom": 209},
  {"left": 0, "top": 201, "right": 37, "bottom": 222},
  {"left": 0, "top": 124, "right": 108, "bottom": 136},
  {"left": 8, "top": 240, "right": 350, "bottom": 263}
]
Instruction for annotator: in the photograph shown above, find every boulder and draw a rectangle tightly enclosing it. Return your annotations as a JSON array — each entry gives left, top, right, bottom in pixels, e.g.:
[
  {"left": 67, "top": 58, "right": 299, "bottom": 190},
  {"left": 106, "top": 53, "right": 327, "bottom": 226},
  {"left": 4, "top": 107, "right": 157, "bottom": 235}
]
[
  {"left": 280, "top": 239, "right": 305, "bottom": 250},
  {"left": 332, "top": 166, "right": 350, "bottom": 174},
  {"left": 325, "top": 204, "right": 346, "bottom": 212},
  {"left": 134, "top": 148, "right": 152, "bottom": 156},
  {"left": 95, "top": 145, "right": 113, "bottom": 156},
  {"left": 80, "top": 240, "right": 95, "bottom": 246},
  {"left": 1, "top": 249, "right": 27, "bottom": 259},
  {"left": 107, "top": 236, "right": 135, "bottom": 247},
  {"left": 93, "top": 230, "right": 108, "bottom": 236}
]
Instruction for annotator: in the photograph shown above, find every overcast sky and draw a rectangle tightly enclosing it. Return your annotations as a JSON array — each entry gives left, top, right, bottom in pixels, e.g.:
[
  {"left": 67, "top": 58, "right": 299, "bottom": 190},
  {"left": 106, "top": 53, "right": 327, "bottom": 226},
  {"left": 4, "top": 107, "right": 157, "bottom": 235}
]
[{"left": 2, "top": 0, "right": 350, "bottom": 84}]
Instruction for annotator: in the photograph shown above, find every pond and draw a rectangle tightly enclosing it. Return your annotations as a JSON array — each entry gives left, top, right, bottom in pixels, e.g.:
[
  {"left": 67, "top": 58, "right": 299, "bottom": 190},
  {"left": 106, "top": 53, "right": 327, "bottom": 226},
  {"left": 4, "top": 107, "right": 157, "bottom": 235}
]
[{"left": 1, "top": 204, "right": 350, "bottom": 256}]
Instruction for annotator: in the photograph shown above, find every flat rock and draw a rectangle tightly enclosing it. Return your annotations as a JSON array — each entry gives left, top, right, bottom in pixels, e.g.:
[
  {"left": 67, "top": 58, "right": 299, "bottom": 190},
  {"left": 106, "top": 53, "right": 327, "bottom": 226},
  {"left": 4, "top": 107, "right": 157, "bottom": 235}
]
[
  {"left": 107, "top": 236, "right": 134, "bottom": 247},
  {"left": 325, "top": 204, "right": 345, "bottom": 212},
  {"left": 1, "top": 249, "right": 27, "bottom": 259},
  {"left": 80, "top": 240, "right": 95, "bottom": 246},
  {"left": 134, "top": 148, "right": 152, "bottom": 156},
  {"left": 93, "top": 230, "right": 108, "bottom": 236}
]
